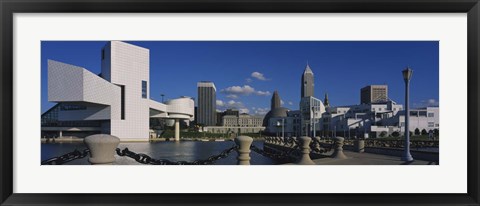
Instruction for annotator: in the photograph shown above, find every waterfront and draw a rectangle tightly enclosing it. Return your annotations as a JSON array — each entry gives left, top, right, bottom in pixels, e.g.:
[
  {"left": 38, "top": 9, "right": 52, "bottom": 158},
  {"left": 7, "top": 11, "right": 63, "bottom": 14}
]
[{"left": 41, "top": 140, "right": 276, "bottom": 165}]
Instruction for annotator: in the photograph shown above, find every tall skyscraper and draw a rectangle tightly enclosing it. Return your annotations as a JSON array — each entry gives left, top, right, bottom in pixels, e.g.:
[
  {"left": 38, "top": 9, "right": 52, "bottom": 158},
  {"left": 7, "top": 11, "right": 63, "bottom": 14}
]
[
  {"left": 360, "top": 85, "right": 388, "bottom": 104},
  {"left": 197, "top": 81, "right": 217, "bottom": 126},
  {"left": 301, "top": 64, "right": 315, "bottom": 98}
]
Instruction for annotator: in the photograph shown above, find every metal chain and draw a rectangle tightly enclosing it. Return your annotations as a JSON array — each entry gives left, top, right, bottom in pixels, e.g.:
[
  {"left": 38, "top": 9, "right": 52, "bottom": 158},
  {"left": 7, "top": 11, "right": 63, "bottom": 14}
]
[
  {"left": 116, "top": 145, "right": 238, "bottom": 165},
  {"left": 250, "top": 144, "right": 299, "bottom": 163},
  {"left": 41, "top": 148, "right": 90, "bottom": 165},
  {"left": 310, "top": 138, "right": 334, "bottom": 154}
]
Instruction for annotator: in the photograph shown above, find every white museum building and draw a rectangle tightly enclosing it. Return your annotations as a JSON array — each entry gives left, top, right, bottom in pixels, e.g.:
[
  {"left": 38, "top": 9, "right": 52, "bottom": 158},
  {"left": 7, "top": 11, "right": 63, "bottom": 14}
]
[{"left": 46, "top": 41, "right": 194, "bottom": 141}]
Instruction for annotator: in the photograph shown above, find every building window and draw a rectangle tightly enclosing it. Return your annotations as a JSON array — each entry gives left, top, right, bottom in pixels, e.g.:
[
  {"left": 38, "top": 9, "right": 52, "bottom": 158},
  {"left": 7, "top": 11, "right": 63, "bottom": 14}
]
[
  {"left": 141, "top": 80, "right": 147, "bottom": 99},
  {"left": 428, "top": 113, "right": 434, "bottom": 117},
  {"left": 428, "top": 122, "right": 435, "bottom": 127},
  {"left": 120, "top": 85, "right": 125, "bottom": 120}
]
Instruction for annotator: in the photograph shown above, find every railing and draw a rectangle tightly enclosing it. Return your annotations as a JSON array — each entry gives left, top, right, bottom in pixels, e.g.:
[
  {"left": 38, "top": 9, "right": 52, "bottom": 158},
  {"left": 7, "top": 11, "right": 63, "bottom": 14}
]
[
  {"left": 342, "top": 139, "right": 439, "bottom": 149},
  {"left": 41, "top": 134, "right": 351, "bottom": 165},
  {"left": 42, "top": 134, "right": 439, "bottom": 166}
]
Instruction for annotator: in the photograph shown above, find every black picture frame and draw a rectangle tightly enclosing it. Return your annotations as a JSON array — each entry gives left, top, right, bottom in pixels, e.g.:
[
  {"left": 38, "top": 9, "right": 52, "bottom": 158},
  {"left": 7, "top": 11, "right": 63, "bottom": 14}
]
[{"left": 1, "top": 0, "right": 479, "bottom": 205}]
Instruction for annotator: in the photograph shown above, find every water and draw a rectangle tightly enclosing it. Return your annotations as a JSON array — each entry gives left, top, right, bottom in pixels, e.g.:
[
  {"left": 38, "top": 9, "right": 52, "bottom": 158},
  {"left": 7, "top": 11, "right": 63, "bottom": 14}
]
[{"left": 41, "top": 141, "right": 277, "bottom": 165}]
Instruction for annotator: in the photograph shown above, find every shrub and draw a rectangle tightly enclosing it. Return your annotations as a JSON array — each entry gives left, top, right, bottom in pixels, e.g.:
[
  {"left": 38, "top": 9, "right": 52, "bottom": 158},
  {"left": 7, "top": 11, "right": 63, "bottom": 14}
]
[
  {"left": 421, "top": 129, "right": 428, "bottom": 135},
  {"left": 414, "top": 128, "right": 420, "bottom": 135},
  {"left": 391, "top": 131, "right": 400, "bottom": 137},
  {"left": 379, "top": 131, "right": 387, "bottom": 138}
]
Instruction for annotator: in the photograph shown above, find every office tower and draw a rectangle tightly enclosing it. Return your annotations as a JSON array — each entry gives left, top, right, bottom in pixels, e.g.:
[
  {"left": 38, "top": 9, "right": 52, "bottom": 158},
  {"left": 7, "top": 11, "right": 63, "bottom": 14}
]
[
  {"left": 301, "top": 64, "right": 314, "bottom": 98},
  {"left": 197, "top": 81, "right": 217, "bottom": 126},
  {"left": 360, "top": 85, "right": 388, "bottom": 104}
]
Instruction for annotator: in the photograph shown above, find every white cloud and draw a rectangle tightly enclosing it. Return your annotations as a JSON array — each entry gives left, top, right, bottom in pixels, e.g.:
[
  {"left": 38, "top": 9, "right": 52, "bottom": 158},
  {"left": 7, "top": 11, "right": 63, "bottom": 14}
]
[
  {"left": 281, "top": 100, "right": 284, "bottom": 105},
  {"left": 253, "top": 107, "right": 270, "bottom": 115},
  {"left": 222, "top": 85, "right": 255, "bottom": 95},
  {"left": 251, "top": 72, "right": 268, "bottom": 81},
  {"left": 413, "top": 98, "right": 439, "bottom": 108},
  {"left": 246, "top": 78, "right": 253, "bottom": 83},
  {"left": 217, "top": 99, "right": 249, "bottom": 113},
  {"left": 226, "top": 94, "right": 238, "bottom": 99},
  {"left": 427, "top": 99, "right": 438, "bottom": 105},
  {"left": 226, "top": 100, "right": 245, "bottom": 108},
  {"left": 239, "top": 108, "right": 250, "bottom": 114},
  {"left": 221, "top": 85, "right": 271, "bottom": 97},
  {"left": 255, "top": 90, "right": 271, "bottom": 96},
  {"left": 228, "top": 100, "right": 236, "bottom": 105},
  {"left": 216, "top": 100, "right": 225, "bottom": 107},
  {"left": 288, "top": 101, "right": 293, "bottom": 105}
]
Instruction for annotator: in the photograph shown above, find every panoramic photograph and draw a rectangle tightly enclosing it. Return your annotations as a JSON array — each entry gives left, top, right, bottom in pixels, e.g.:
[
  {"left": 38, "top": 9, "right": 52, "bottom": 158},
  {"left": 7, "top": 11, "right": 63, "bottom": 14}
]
[{"left": 40, "top": 41, "right": 439, "bottom": 165}]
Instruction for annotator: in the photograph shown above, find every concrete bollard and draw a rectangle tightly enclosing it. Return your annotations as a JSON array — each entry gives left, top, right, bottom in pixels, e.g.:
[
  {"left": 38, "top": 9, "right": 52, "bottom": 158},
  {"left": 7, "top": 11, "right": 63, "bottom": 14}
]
[
  {"left": 296, "top": 136, "right": 315, "bottom": 165},
  {"left": 354, "top": 139, "right": 365, "bottom": 153},
  {"left": 314, "top": 136, "right": 322, "bottom": 152},
  {"left": 84, "top": 134, "right": 120, "bottom": 165},
  {"left": 235, "top": 135, "right": 253, "bottom": 165},
  {"left": 332, "top": 136, "right": 348, "bottom": 159}
]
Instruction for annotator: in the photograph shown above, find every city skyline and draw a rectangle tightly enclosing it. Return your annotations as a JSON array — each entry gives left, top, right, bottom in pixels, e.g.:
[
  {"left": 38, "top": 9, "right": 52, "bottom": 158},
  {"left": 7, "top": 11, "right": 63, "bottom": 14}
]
[{"left": 41, "top": 41, "right": 439, "bottom": 115}]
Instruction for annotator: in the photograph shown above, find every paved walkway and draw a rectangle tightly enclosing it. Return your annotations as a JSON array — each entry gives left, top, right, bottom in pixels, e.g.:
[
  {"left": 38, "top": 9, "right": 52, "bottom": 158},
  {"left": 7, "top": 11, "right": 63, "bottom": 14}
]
[{"left": 290, "top": 151, "right": 437, "bottom": 165}]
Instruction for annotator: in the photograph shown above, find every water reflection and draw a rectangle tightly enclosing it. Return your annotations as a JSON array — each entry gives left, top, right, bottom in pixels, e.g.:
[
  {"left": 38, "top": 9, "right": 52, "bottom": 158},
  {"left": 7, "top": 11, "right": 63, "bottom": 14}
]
[{"left": 41, "top": 141, "right": 276, "bottom": 165}]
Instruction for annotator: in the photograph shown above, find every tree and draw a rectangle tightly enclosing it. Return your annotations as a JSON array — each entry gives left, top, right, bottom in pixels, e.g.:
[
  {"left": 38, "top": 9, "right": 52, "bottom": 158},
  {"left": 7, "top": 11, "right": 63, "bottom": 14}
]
[
  {"left": 379, "top": 131, "right": 387, "bottom": 138},
  {"left": 414, "top": 128, "right": 420, "bottom": 135},
  {"left": 392, "top": 131, "right": 400, "bottom": 137},
  {"left": 421, "top": 129, "right": 428, "bottom": 135}
]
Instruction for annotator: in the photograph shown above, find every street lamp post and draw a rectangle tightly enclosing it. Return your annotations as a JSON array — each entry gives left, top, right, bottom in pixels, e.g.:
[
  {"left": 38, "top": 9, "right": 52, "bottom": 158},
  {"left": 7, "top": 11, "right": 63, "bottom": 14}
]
[
  {"left": 402, "top": 67, "right": 414, "bottom": 162},
  {"left": 334, "top": 126, "right": 336, "bottom": 138},
  {"left": 311, "top": 106, "right": 317, "bottom": 138}
]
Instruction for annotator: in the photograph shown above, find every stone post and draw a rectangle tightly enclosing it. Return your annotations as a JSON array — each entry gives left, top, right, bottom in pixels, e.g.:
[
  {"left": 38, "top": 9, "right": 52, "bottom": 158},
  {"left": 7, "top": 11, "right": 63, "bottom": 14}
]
[
  {"left": 354, "top": 139, "right": 365, "bottom": 153},
  {"left": 332, "top": 136, "right": 348, "bottom": 159},
  {"left": 84, "top": 134, "right": 120, "bottom": 165},
  {"left": 235, "top": 135, "right": 253, "bottom": 165},
  {"left": 297, "top": 136, "right": 315, "bottom": 165},
  {"left": 314, "top": 136, "right": 322, "bottom": 152}
]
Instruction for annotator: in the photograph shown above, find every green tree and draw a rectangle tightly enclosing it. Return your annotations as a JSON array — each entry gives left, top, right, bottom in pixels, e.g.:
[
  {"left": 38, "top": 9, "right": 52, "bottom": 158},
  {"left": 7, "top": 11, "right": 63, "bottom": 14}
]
[
  {"left": 379, "top": 131, "right": 387, "bottom": 138},
  {"left": 414, "top": 128, "right": 420, "bottom": 135},
  {"left": 391, "top": 131, "right": 400, "bottom": 137}
]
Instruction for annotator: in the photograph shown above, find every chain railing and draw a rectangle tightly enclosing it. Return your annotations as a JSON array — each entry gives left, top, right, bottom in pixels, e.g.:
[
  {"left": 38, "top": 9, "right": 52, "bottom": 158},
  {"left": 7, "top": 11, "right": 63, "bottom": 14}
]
[
  {"left": 309, "top": 138, "right": 335, "bottom": 154},
  {"left": 343, "top": 139, "right": 439, "bottom": 149},
  {"left": 250, "top": 144, "right": 299, "bottom": 163},
  {"left": 115, "top": 145, "right": 238, "bottom": 165},
  {"left": 264, "top": 136, "right": 334, "bottom": 154},
  {"left": 41, "top": 148, "right": 90, "bottom": 165}
]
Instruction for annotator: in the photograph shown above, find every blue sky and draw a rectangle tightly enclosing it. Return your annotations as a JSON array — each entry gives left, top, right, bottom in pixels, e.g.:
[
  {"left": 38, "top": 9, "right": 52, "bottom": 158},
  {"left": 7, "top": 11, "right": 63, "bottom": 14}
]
[{"left": 41, "top": 41, "right": 439, "bottom": 115}]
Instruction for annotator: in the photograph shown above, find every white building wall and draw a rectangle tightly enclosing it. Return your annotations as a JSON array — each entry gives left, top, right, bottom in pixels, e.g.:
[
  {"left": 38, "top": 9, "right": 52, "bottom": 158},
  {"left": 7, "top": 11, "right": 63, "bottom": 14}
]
[
  {"left": 48, "top": 60, "right": 85, "bottom": 102},
  {"left": 48, "top": 60, "right": 120, "bottom": 121},
  {"left": 165, "top": 97, "right": 195, "bottom": 119},
  {"left": 300, "top": 96, "right": 325, "bottom": 136},
  {"left": 398, "top": 107, "right": 440, "bottom": 132},
  {"left": 104, "top": 41, "right": 150, "bottom": 140}
]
